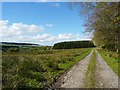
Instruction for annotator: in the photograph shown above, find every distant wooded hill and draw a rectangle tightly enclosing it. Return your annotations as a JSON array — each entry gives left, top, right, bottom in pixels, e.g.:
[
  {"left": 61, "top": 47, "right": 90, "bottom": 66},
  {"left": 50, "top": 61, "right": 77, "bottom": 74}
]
[
  {"left": 53, "top": 41, "right": 95, "bottom": 49},
  {"left": 0, "top": 42, "right": 39, "bottom": 46},
  {"left": 0, "top": 42, "right": 39, "bottom": 52}
]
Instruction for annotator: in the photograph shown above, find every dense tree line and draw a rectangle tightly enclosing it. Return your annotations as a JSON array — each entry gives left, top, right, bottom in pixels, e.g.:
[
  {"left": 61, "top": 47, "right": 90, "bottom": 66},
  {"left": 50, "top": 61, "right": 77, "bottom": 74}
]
[
  {"left": 1, "top": 42, "right": 39, "bottom": 46},
  {"left": 53, "top": 41, "right": 95, "bottom": 49},
  {"left": 71, "top": 2, "right": 120, "bottom": 52}
]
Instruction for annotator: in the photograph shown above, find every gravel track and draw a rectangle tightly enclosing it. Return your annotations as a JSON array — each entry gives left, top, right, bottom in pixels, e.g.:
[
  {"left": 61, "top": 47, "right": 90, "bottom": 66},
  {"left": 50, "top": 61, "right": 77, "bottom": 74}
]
[
  {"left": 52, "top": 50, "right": 119, "bottom": 88},
  {"left": 95, "top": 50, "right": 119, "bottom": 88}
]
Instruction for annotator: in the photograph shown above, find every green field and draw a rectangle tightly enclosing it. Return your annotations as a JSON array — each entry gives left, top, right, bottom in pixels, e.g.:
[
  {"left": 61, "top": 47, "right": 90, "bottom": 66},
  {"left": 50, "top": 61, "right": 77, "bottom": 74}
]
[{"left": 2, "top": 46, "right": 92, "bottom": 88}]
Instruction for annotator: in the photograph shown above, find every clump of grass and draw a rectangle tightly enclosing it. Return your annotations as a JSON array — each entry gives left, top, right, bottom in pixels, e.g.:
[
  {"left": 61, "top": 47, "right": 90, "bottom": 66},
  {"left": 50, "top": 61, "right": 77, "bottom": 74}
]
[{"left": 83, "top": 50, "right": 96, "bottom": 88}]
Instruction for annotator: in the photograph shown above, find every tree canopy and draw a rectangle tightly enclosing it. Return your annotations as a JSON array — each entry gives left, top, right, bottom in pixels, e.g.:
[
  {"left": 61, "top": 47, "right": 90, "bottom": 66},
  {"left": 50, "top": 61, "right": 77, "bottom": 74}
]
[
  {"left": 53, "top": 41, "right": 95, "bottom": 49},
  {"left": 72, "top": 2, "right": 120, "bottom": 52}
]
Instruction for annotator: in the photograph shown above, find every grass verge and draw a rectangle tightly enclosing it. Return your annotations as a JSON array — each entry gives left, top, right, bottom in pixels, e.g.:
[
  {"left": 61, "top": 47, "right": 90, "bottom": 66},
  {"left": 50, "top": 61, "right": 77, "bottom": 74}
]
[
  {"left": 83, "top": 49, "right": 96, "bottom": 88},
  {"left": 97, "top": 49, "right": 119, "bottom": 77}
]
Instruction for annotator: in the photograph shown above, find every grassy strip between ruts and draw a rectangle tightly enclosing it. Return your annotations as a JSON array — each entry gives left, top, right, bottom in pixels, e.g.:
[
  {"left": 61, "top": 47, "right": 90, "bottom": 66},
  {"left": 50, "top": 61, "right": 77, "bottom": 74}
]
[
  {"left": 97, "top": 49, "right": 120, "bottom": 77},
  {"left": 83, "top": 49, "right": 96, "bottom": 88}
]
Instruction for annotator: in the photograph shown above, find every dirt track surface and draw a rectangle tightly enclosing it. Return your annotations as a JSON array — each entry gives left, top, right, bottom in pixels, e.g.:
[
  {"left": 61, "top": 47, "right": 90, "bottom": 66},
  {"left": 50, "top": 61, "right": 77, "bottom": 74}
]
[
  {"left": 95, "top": 50, "right": 118, "bottom": 88},
  {"left": 52, "top": 50, "right": 119, "bottom": 88}
]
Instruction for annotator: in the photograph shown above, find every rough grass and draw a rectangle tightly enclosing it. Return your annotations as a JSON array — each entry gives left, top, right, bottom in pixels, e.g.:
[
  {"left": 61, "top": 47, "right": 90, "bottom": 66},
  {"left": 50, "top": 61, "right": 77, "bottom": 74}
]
[
  {"left": 98, "top": 49, "right": 119, "bottom": 77},
  {"left": 2, "top": 48, "right": 92, "bottom": 88},
  {"left": 83, "top": 49, "right": 96, "bottom": 88}
]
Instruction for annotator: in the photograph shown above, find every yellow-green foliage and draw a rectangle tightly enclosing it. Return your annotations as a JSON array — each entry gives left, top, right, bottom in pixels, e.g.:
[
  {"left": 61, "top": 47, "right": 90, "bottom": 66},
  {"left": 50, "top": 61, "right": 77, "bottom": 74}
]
[{"left": 2, "top": 48, "right": 92, "bottom": 88}]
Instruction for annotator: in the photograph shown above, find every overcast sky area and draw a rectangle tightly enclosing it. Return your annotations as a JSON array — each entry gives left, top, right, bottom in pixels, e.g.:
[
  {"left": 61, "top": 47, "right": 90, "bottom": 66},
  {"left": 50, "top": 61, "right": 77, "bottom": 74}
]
[{"left": 1, "top": 2, "right": 92, "bottom": 45}]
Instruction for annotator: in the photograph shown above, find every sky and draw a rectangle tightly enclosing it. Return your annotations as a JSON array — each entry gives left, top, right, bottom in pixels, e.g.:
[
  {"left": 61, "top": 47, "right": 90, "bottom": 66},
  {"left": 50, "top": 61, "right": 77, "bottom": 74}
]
[{"left": 1, "top": 2, "right": 91, "bottom": 45}]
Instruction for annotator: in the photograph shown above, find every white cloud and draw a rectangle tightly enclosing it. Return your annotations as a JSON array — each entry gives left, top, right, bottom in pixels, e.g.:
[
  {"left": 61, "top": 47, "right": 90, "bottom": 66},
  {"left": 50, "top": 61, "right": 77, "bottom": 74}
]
[
  {"left": 46, "top": 24, "right": 54, "bottom": 27},
  {"left": 0, "top": 20, "right": 44, "bottom": 37},
  {"left": 10, "top": 23, "right": 44, "bottom": 33},
  {"left": 0, "top": 20, "right": 8, "bottom": 26},
  {"left": 58, "top": 33, "right": 79, "bottom": 40},
  {"left": 28, "top": 33, "right": 81, "bottom": 44},
  {"left": 1, "top": 20, "right": 86, "bottom": 45},
  {"left": 32, "top": 34, "right": 51, "bottom": 40}
]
